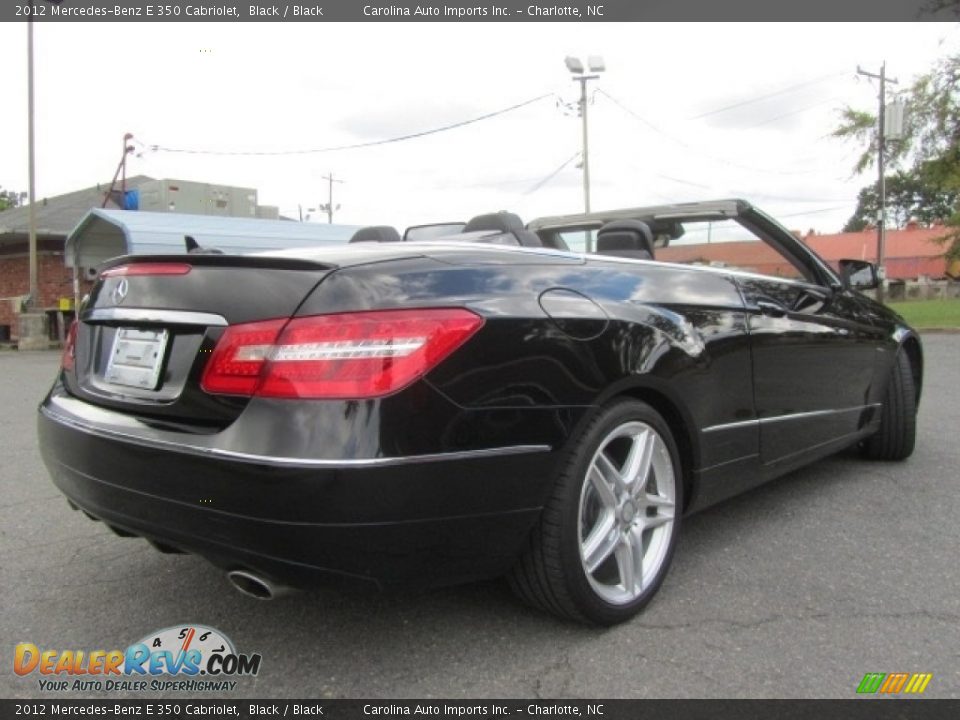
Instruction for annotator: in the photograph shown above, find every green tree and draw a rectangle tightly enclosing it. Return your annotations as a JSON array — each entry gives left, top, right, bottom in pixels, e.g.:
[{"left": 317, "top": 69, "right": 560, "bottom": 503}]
[
  {"left": 833, "top": 50, "right": 960, "bottom": 260},
  {"left": 843, "top": 169, "right": 959, "bottom": 232},
  {"left": 0, "top": 186, "right": 24, "bottom": 212}
]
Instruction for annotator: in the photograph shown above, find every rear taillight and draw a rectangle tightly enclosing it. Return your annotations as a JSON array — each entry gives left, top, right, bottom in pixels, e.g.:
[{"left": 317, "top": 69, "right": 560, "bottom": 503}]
[
  {"left": 100, "top": 263, "right": 191, "bottom": 278},
  {"left": 198, "top": 318, "right": 286, "bottom": 396},
  {"left": 61, "top": 320, "right": 78, "bottom": 372},
  {"left": 200, "top": 308, "right": 484, "bottom": 399}
]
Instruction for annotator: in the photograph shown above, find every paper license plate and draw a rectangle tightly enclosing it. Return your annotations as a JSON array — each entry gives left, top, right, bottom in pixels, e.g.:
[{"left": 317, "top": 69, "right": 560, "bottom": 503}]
[{"left": 104, "top": 327, "right": 169, "bottom": 390}]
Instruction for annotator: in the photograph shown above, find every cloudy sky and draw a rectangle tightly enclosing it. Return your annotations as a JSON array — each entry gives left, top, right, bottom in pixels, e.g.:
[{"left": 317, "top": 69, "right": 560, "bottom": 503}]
[{"left": 1, "top": 21, "right": 957, "bottom": 234}]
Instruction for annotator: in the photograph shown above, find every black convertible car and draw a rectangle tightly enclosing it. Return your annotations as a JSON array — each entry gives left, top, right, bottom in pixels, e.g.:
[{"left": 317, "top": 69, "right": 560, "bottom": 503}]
[{"left": 38, "top": 199, "right": 922, "bottom": 625}]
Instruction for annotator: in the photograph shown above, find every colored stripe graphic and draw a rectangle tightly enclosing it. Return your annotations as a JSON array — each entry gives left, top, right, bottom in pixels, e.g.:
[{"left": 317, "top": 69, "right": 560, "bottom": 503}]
[
  {"left": 904, "top": 673, "right": 933, "bottom": 694},
  {"left": 857, "top": 673, "right": 886, "bottom": 694},
  {"left": 880, "top": 672, "right": 910, "bottom": 693},
  {"left": 857, "top": 672, "right": 932, "bottom": 694}
]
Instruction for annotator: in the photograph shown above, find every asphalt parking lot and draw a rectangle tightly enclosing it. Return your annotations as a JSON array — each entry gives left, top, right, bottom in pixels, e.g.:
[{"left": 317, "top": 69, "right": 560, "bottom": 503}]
[{"left": 2, "top": 336, "right": 958, "bottom": 700}]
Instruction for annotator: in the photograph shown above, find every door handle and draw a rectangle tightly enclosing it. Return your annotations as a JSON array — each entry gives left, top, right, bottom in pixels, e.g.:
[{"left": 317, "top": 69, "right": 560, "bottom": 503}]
[{"left": 756, "top": 299, "right": 787, "bottom": 318}]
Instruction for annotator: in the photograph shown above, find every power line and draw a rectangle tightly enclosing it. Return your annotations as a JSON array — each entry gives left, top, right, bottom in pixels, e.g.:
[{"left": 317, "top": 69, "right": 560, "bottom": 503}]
[
  {"left": 748, "top": 192, "right": 853, "bottom": 203},
  {"left": 654, "top": 173, "right": 712, "bottom": 190},
  {"left": 612, "top": 157, "right": 853, "bottom": 206},
  {"left": 425, "top": 174, "right": 554, "bottom": 191},
  {"left": 743, "top": 96, "right": 843, "bottom": 130},
  {"left": 144, "top": 93, "right": 555, "bottom": 157},
  {"left": 523, "top": 152, "right": 581, "bottom": 195},
  {"left": 777, "top": 204, "right": 851, "bottom": 218},
  {"left": 689, "top": 71, "right": 848, "bottom": 120},
  {"left": 649, "top": 170, "right": 852, "bottom": 203},
  {"left": 597, "top": 90, "right": 826, "bottom": 177}
]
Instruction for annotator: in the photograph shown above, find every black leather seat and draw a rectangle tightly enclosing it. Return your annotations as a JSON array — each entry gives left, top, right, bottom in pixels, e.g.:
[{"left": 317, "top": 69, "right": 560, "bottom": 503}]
[
  {"left": 463, "top": 212, "right": 542, "bottom": 247},
  {"left": 596, "top": 220, "right": 655, "bottom": 260},
  {"left": 349, "top": 226, "right": 402, "bottom": 243}
]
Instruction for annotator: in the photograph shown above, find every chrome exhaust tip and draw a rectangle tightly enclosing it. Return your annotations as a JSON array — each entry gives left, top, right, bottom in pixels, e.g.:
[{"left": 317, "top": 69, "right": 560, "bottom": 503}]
[{"left": 226, "top": 570, "right": 290, "bottom": 600}]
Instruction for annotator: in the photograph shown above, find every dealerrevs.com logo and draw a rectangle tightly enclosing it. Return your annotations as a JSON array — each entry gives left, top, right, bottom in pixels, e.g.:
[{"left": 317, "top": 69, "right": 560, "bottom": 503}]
[{"left": 14, "top": 625, "right": 261, "bottom": 693}]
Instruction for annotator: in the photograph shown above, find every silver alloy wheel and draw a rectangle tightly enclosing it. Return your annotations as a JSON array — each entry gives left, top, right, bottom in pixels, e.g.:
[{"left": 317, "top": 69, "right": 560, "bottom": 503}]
[{"left": 577, "top": 420, "right": 677, "bottom": 605}]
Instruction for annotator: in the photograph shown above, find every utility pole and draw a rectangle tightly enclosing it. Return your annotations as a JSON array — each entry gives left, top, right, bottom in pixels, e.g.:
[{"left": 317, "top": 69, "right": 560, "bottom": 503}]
[
  {"left": 17, "top": 0, "right": 49, "bottom": 350},
  {"left": 565, "top": 56, "right": 605, "bottom": 250},
  {"left": 102, "top": 133, "right": 136, "bottom": 208},
  {"left": 577, "top": 77, "right": 595, "bottom": 252},
  {"left": 857, "top": 62, "right": 898, "bottom": 303},
  {"left": 578, "top": 76, "right": 593, "bottom": 216},
  {"left": 319, "top": 172, "right": 343, "bottom": 224},
  {"left": 26, "top": 1, "right": 37, "bottom": 312}
]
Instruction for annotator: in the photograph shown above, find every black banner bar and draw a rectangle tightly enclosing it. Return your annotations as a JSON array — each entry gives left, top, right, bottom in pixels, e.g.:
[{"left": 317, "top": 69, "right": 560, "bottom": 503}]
[
  {"left": 3, "top": 0, "right": 956, "bottom": 23},
  {"left": 2, "top": 700, "right": 960, "bottom": 720}
]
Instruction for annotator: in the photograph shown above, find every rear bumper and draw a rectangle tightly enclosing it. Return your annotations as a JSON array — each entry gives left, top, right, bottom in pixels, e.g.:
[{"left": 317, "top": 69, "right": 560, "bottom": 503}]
[{"left": 38, "top": 391, "right": 557, "bottom": 590}]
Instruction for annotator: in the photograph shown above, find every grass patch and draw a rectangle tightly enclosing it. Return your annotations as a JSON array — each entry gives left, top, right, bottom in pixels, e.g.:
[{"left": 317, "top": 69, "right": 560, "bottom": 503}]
[{"left": 887, "top": 299, "right": 960, "bottom": 328}]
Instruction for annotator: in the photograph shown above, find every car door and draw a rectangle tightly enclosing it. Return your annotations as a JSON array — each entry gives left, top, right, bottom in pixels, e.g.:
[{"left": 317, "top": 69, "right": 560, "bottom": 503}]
[
  {"left": 653, "top": 207, "right": 887, "bottom": 466},
  {"left": 737, "top": 274, "right": 885, "bottom": 464},
  {"left": 726, "top": 204, "right": 893, "bottom": 466}
]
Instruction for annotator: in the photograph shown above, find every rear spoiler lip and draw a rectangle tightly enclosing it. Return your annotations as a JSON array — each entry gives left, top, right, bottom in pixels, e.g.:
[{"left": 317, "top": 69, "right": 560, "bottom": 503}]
[{"left": 96, "top": 253, "right": 338, "bottom": 274}]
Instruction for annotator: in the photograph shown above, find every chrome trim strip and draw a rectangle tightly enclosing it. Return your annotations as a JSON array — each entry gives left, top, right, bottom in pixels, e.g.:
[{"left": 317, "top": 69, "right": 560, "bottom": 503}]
[
  {"left": 701, "top": 418, "right": 759, "bottom": 434},
  {"left": 40, "top": 405, "right": 551, "bottom": 468},
  {"left": 703, "top": 404, "right": 882, "bottom": 434},
  {"left": 761, "top": 409, "right": 835, "bottom": 425},
  {"left": 83, "top": 308, "right": 228, "bottom": 327},
  {"left": 762, "top": 405, "right": 881, "bottom": 425}
]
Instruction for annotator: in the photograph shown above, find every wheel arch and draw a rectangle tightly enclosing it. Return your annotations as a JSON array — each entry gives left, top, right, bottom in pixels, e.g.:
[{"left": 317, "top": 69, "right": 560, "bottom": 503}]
[{"left": 900, "top": 334, "right": 924, "bottom": 407}]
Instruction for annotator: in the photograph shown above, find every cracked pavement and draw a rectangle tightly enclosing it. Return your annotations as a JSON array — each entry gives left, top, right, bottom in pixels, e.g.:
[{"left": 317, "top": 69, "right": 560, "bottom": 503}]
[{"left": 2, "top": 336, "right": 958, "bottom": 698}]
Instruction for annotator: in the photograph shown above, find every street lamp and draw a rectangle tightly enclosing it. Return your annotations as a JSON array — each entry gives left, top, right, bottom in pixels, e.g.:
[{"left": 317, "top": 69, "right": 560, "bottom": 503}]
[{"left": 565, "top": 55, "right": 604, "bottom": 250}]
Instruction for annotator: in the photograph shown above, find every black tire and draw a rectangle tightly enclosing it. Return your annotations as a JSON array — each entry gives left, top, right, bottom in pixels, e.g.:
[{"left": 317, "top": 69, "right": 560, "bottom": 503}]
[
  {"left": 508, "top": 399, "right": 683, "bottom": 625},
  {"left": 861, "top": 350, "right": 917, "bottom": 461}
]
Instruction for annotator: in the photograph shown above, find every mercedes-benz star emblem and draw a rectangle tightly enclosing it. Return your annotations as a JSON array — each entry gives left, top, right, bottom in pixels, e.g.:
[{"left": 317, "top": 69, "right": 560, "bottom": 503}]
[{"left": 111, "top": 278, "right": 129, "bottom": 305}]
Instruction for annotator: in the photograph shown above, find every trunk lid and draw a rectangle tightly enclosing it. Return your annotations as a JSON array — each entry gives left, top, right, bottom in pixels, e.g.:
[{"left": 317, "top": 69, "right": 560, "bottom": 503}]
[{"left": 66, "top": 254, "right": 335, "bottom": 428}]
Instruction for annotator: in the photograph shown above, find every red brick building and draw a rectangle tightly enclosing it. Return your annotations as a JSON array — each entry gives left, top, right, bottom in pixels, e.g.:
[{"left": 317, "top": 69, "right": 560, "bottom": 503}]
[
  {"left": 658, "top": 223, "right": 956, "bottom": 280},
  {"left": 0, "top": 176, "right": 153, "bottom": 343}
]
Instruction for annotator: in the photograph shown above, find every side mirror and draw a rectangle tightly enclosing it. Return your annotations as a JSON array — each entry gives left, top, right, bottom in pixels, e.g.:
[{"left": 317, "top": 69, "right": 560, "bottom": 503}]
[{"left": 838, "top": 259, "right": 879, "bottom": 290}]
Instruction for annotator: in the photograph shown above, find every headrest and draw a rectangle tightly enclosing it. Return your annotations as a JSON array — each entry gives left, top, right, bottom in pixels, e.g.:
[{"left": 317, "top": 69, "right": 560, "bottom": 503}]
[
  {"left": 596, "top": 220, "right": 655, "bottom": 259},
  {"left": 514, "top": 229, "right": 543, "bottom": 247},
  {"left": 349, "top": 226, "right": 402, "bottom": 243},
  {"left": 463, "top": 212, "right": 525, "bottom": 234}
]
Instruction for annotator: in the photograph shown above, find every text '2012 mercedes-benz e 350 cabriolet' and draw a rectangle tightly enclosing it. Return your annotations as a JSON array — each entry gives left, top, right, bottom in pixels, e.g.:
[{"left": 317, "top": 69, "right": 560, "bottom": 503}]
[{"left": 38, "top": 199, "right": 922, "bottom": 624}]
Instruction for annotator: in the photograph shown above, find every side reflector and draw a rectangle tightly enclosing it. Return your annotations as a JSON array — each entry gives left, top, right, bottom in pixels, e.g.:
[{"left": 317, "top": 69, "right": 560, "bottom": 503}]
[{"left": 200, "top": 308, "right": 483, "bottom": 399}]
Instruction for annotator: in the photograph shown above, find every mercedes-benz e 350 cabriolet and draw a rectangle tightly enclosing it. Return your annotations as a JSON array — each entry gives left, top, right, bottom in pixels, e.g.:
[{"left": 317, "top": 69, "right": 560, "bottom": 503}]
[{"left": 38, "top": 199, "right": 921, "bottom": 624}]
